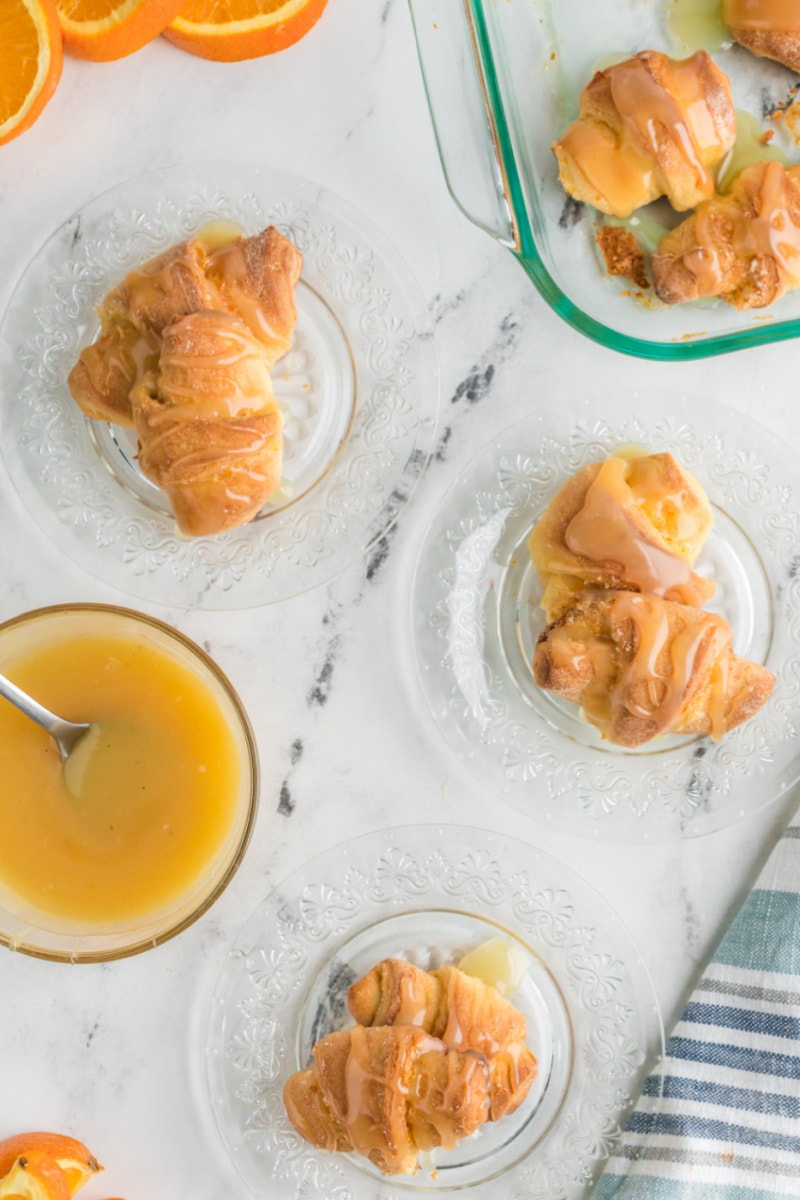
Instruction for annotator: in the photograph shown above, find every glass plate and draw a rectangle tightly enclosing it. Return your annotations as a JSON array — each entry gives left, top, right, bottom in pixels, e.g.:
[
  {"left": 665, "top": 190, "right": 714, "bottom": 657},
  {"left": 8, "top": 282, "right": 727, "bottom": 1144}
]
[
  {"left": 0, "top": 165, "right": 439, "bottom": 608},
  {"left": 205, "top": 824, "right": 663, "bottom": 1199},
  {"left": 411, "top": 394, "right": 800, "bottom": 841}
]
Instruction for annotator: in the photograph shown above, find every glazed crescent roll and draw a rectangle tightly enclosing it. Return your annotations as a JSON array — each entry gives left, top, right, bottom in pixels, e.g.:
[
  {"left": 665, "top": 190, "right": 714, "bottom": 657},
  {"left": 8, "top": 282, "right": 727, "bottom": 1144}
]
[
  {"left": 528, "top": 452, "right": 715, "bottom": 622},
  {"left": 653, "top": 160, "right": 800, "bottom": 309},
  {"left": 552, "top": 50, "right": 736, "bottom": 217},
  {"left": 68, "top": 224, "right": 302, "bottom": 426},
  {"left": 724, "top": 0, "right": 800, "bottom": 73},
  {"left": 348, "top": 958, "right": 537, "bottom": 1121},
  {"left": 533, "top": 590, "right": 775, "bottom": 748},
  {"left": 130, "top": 310, "right": 283, "bottom": 537},
  {"left": 283, "top": 1025, "right": 490, "bottom": 1176}
]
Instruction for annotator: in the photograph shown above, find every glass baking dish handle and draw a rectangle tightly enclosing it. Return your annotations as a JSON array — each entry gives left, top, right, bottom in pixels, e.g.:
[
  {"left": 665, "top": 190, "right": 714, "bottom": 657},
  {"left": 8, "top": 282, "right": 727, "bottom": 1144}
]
[{"left": 408, "top": 0, "right": 518, "bottom": 249}]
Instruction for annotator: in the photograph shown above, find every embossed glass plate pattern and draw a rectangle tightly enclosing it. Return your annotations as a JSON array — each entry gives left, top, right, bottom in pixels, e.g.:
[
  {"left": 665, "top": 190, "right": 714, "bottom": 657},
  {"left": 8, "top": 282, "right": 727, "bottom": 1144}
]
[
  {"left": 411, "top": 395, "right": 800, "bottom": 841},
  {"left": 205, "top": 824, "right": 663, "bottom": 1199},
  {"left": 0, "top": 165, "right": 439, "bottom": 607}
]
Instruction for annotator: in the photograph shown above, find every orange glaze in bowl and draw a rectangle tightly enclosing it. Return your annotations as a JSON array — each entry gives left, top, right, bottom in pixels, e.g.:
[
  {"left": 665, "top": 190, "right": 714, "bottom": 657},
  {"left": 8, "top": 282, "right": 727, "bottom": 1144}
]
[{"left": 0, "top": 605, "right": 258, "bottom": 961}]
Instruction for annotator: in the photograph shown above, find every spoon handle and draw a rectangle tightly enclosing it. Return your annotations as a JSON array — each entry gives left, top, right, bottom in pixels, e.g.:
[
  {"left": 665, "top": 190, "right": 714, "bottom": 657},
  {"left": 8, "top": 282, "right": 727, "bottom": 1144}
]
[{"left": 0, "top": 671, "right": 76, "bottom": 741}]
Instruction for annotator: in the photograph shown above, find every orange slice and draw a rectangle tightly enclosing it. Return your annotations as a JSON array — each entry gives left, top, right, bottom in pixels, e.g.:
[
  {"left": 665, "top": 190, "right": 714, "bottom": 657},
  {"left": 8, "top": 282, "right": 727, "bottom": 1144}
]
[
  {"left": 0, "top": 0, "right": 62, "bottom": 147},
  {"left": 165, "top": 0, "right": 329, "bottom": 61},
  {"left": 54, "top": 0, "right": 187, "bottom": 60},
  {"left": 0, "top": 1137, "right": 101, "bottom": 1197}
]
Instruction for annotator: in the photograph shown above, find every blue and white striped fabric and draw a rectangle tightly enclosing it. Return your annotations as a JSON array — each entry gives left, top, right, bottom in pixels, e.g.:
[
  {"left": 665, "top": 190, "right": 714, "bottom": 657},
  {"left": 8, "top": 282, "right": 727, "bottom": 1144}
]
[{"left": 596, "top": 823, "right": 800, "bottom": 1200}]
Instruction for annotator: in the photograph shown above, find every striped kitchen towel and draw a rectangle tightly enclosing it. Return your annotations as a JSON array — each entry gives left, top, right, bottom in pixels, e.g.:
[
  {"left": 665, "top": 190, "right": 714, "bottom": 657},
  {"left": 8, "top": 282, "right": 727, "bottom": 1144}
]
[{"left": 595, "top": 822, "right": 800, "bottom": 1200}]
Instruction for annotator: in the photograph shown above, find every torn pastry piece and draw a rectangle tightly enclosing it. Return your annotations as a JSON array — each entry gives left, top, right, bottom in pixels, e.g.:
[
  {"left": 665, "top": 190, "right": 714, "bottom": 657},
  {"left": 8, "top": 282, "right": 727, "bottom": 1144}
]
[
  {"left": 130, "top": 310, "right": 283, "bottom": 537},
  {"left": 596, "top": 224, "right": 650, "bottom": 289},
  {"left": 283, "top": 1025, "right": 490, "bottom": 1176},
  {"left": 552, "top": 50, "right": 736, "bottom": 217},
  {"left": 533, "top": 590, "right": 775, "bottom": 748},
  {"left": 724, "top": 0, "right": 800, "bottom": 73},
  {"left": 653, "top": 160, "right": 800, "bottom": 309},
  {"left": 348, "top": 958, "right": 537, "bottom": 1121},
  {"left": 528, "top": 452, "right": 715, "bottom": 623},
  {"left": 67, "top": 225, "right": 302, "bottom": 425}
]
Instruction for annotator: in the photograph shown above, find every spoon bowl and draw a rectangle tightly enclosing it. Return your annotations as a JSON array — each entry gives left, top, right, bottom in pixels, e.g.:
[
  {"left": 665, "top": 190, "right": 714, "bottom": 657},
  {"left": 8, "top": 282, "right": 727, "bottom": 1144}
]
[{"left": 0, "top": 671, "right": 92, "bottom": 764}]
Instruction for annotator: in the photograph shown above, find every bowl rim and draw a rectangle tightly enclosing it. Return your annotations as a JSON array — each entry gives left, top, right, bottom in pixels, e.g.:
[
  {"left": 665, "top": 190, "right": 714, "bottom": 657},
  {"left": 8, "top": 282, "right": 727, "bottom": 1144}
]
[{"left": 0, "top": 602, "right": 260, "bottom": 964}]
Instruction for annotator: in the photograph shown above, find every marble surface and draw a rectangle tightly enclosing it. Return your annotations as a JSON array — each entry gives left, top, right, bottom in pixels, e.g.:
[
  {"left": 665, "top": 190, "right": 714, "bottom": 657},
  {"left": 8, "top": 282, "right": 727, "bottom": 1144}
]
[{"left": 1, "top": 2, "right": 799, "bottom": 1196}]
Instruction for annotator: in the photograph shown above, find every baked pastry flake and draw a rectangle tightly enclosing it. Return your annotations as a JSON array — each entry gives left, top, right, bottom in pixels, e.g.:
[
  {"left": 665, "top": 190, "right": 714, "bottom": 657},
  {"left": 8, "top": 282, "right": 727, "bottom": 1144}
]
[{"left": 552, "top": 50, "right": 736, "bottom": 217}]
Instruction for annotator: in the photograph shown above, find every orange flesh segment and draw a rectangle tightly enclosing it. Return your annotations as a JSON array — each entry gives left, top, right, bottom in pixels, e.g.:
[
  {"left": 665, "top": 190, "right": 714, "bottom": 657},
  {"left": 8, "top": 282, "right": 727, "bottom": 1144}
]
[{"left": 0, "top": 2, "right": 45, "bottom": 127}]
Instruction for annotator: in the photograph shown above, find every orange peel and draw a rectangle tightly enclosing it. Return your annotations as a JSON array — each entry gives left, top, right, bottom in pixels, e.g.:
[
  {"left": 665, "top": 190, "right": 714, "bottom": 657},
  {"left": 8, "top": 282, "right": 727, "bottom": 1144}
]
[
  {"left": 0, "top": 1136, "right": 102, "bottom": 1198},
  {"left": 164, "top": 0, "right": 329, "bottom": 61},
  {"left": 54, "top": 0, "right": 186, "bottom": 60}
]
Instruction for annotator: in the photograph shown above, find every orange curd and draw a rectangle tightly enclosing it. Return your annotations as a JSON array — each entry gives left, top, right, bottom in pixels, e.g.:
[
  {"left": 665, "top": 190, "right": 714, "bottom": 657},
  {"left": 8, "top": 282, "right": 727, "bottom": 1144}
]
[{"left": 0, "top": 630, "right": 245, "bottom": 927}]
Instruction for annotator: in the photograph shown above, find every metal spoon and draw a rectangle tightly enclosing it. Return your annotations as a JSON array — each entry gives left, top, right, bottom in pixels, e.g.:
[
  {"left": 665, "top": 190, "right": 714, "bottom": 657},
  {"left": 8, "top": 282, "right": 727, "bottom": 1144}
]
[{"left": 0, "top": 670, "right": 92, "bottom": 764}]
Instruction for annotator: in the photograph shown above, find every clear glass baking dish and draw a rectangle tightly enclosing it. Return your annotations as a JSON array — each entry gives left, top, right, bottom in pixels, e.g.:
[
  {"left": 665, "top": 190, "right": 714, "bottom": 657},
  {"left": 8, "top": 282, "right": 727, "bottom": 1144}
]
[{"left": 409, "top": 0, "right": 800, "bottom": 359}]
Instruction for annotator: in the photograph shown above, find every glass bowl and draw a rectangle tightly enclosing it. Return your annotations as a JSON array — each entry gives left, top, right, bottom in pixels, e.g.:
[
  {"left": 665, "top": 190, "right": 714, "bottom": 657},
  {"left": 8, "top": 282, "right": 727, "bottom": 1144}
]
[
  {"left": 205, "top": 824, "right": 664, "bottom": 1200},
  {"left": 411, "top": 393, "right": 800, "bottom": 841},
  {"left": 410, "top": 0, "right": 800, "bottom": 359},
  {"left": 0, "top": 164, "right": 439, "bottom": 607},
  {"left": 0, "top": 604, "right": 258, "bottom": 962}
]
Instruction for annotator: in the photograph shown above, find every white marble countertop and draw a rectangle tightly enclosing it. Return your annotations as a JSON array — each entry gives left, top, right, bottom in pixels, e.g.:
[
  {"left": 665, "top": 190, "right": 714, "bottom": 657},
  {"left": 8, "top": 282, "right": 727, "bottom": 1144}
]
[{"left": 1, "top": 2, "right": 799, "bottom": 1196}]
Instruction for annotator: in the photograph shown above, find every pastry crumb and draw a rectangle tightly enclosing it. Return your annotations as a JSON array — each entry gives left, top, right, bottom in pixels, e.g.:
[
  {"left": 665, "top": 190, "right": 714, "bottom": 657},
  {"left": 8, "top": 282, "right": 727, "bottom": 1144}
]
[{"left": 596, "top": 224, "right": 650, "bottom": 290}]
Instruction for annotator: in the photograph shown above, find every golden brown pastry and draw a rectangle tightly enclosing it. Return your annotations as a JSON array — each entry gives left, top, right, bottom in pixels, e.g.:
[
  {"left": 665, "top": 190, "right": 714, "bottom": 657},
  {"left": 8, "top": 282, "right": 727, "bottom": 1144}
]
[
  {"left": 283, "top": 1025, "right": 490, "bottom": 1176},
  {"left": 204, "top": 225, "right": 303, "bottom": 364},
  {"left": 653, "top": 160, "right": 800, "bottom": 309},
  {"left": 533, "top": 590, "right": 775, "bottom": 748},
  {"left": 68, "top": 238, "right": 221, "bottom": 427},
  {"left": 596, "top": 224, "right": 650, "bottom": 289},
  {"left": 348, "top": 958, "right": 537, "bottom": 1121},
  {"left": 528, "top": 452, "right": 715, "bottom": 622},
  {"left": 68, "top": 225, "right": 302, "bottom": 426},
  {"left": 724, "top": 0, "right": 800, "bottom": 73},
  {"left": 552, "top": 50, "right": 736, "bottom": 217},
  {"left": 130, "top": 310, "right": 283, "bottom": 537}
]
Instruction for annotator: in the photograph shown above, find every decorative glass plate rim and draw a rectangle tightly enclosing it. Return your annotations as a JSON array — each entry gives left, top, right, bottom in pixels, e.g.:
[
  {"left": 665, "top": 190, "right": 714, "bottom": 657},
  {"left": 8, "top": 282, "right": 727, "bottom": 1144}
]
[
  {"left": 204, "top": 823, "right": 665, "bottom": 1200},
  {"left": 0, "top": 162, "right": 440, "bottom": 609},
  {"left": 410, "top": 394, "right": 800, "bottom": 842}
]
